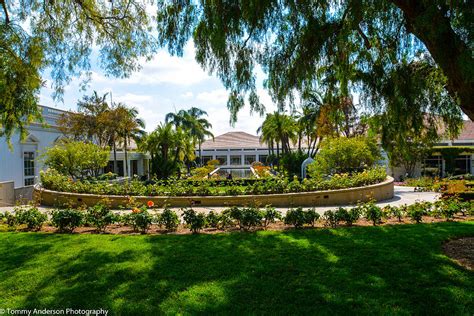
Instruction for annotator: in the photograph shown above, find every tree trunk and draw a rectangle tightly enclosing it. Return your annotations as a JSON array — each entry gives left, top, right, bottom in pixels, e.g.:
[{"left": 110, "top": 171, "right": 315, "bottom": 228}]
[
  {"left": 124, "top": 136, "right": 129, "bottom": 177},
  {"left": 199, "top": 141, "right": 202, "bottom": 166},
  {"left": 113, "top": 140, "right": 118, "bottom": 175},
  {"left": 391, "top": 0, "right": 474, "bottom": 119}
]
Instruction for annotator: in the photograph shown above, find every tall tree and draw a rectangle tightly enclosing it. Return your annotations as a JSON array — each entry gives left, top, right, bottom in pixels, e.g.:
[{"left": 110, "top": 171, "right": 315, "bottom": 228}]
[
  {"left": 1, "top": 0, "right": 156, "bottom": 142},
  {"left": 156, "top": 1, "right": 471, "bottom": 130},
  {"left": 115, "top": 103, "right": 145, "bottom": 177},
  {"left": 165, "top": 107, "right": 213, "bottom": 166}
]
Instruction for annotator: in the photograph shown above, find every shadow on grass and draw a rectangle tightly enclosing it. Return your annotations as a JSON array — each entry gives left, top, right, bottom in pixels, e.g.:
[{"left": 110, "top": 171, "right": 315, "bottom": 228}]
[{"left": 0, "top": 222, "right": 473, "bottom": 315}]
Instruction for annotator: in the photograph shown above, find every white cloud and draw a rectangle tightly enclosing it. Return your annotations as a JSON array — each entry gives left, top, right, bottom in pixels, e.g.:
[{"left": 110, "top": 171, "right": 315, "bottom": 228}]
[
  {"left": 196, "top": 89, "right": 228, "bottom": 105},
  {"left": 181, "top": 91, "right": 194, "bottom": 99}
]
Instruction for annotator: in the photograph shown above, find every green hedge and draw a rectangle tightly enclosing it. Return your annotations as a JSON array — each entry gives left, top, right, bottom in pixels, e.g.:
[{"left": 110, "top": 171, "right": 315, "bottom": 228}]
[{"left": 40, "top": 166, "right": 388, "bottom": 197}]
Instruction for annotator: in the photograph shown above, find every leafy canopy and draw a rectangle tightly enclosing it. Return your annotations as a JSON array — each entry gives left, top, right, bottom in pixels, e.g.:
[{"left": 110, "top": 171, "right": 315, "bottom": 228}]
[
  {"left": 156, "top": 0, "right": 471, "bottom": 128},
  {"left": 1, "top": 0, "right": 155, "bottom": 141}
]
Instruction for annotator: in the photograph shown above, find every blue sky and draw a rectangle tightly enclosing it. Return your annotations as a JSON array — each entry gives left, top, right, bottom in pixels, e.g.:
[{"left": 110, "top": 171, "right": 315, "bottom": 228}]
[{"left": 39, "top": 42, "right": 277, "bottom": 137}]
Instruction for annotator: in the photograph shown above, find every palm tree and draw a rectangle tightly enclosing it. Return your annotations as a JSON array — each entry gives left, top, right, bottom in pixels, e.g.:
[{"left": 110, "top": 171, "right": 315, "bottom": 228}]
[
  {"left": 257, "top": 112, "right": 297, "bottom": 158},
  {"left": 165, "top": 107, "right": 214, "bottom": 166},
  {"left": 115, "top": 103, "right": 146, "bottom": 177}
]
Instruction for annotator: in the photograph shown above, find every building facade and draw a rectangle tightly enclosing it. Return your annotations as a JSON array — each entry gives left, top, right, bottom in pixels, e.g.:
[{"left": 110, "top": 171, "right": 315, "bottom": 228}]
[
  {"left": 198, "top": 132, "right": 270, "bottom": 167},
  {"left": 0, "top": 106, "right": 149, "bottom": 189}
]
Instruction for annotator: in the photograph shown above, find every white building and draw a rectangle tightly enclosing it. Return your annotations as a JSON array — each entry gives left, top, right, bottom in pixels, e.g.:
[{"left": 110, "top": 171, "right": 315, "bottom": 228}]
[
  {"left": 0, "top": 106, "right": 149, "bottom": 190},
  {"left": 198, "top": 131, "right": 270, "bottom": 167}
]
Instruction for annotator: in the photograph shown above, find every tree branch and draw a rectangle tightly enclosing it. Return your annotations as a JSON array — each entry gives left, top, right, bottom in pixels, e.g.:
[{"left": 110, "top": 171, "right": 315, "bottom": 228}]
[{"left": 1, "top": 0, "right": 10, "bottom": 24}]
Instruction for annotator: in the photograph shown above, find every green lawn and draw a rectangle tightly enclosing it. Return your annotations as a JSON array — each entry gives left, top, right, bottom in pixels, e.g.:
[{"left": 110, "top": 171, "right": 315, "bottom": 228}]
[{"left": 0, "top": 222, "right": 473, "bottom": 315}]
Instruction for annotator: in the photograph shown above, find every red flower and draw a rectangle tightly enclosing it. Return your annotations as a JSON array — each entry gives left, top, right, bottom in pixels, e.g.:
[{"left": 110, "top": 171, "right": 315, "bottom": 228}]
[{"left": 147, "top": 200, "right": 154, "bottom": 208}]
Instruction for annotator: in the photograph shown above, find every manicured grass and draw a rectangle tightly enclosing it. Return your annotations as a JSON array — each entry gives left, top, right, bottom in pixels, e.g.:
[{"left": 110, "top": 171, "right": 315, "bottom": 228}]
[{"left": 0, "top": 222, "right": 473, "bottom": 315}]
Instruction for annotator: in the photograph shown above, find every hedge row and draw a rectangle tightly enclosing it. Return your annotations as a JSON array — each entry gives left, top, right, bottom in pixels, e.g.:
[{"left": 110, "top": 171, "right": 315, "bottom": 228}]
[{"left": 2, "top": 197, "right": 472, "bottom": 234}]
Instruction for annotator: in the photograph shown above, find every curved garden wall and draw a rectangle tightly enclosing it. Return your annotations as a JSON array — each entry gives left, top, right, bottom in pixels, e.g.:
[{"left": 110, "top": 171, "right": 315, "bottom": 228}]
[{"left": 36, "top": 176, "right": 394, "bottom": 208}]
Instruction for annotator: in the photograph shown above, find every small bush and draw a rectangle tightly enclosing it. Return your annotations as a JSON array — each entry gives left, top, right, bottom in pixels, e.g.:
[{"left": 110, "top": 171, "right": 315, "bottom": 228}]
[
  {"left": 123, "top": 208, "right": 153, "bottom": 233},
  {"left": 86, "top": 203, "right": 116, "bottom": 232},
  {"left": 51, "top": 209, "right": 84, "bottom": 233},
  {"left": 218, "top": 209, "right": 234, "bottom": 229},
  {"left": 407, "top": 203, "right": 425, "bottom": 223},
  {"left": 4, "top": 211, "right": 19, "bottom": 228},
  {"left": 225, "top": 206, "right": 243, "bottom": 228},
  {"left": 363, "top": 202, "right": 383, "bottom": 226},
  {"left": 392, "top": 205, "right": 406, "bottom": 222},
  {"left": 16, "top": 206, "right": 47, "bottom": 231},
  {"left": 206, "top": 211, "right": 220, "bottom": 228},
  {"left": 323, "top": 210, "right": 339, "bottom": 228},
  {"left": 305, "top": 208, "right": 320, "bottom": 227},
  {"left": 285, "top": 207, "right": 307, "bottom": 229},
  {"left": 262, "top": 205, "right": 282, "bottom": 228},
  {"left": 159, "top": 208, "right": 179, "bottom": 231},
  {"left": 336, "top": 207, "right": 360, "bottom": 226},
  {"left": 182, "top": 208, "right": 207, "bottom": 233},
  {"left": 239, "top": 207, "right": 264, "bottom": 231}
]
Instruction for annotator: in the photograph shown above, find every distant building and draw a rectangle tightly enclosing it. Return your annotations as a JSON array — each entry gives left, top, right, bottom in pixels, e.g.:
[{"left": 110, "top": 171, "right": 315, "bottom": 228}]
[
  {"left": 388, "top": 120, "right": 474, "bottom": 180},
  {"left": 0, "top": 105, "right": 149, "bottom": 189},
  {"left": 198, "top": 132, "right": 270, "bottom": 167}
]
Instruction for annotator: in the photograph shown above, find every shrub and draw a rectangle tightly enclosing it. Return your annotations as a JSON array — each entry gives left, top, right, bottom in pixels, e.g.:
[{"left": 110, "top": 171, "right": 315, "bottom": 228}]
[
  {"left": 159, "top": 208, "right": 179, "bottom": 231},
  {"left": 225, "top": 206, "right": 243, "bottom": 227},
  {"left": 122, "top": 207, "right": 153, "bottom": 233},
  {"left": 51, "top": 209, "right": 84, "bottom": 233},
  {"left": 407, "top": 203, "right": 425, "bottom": 223},
  {"left": 305, "top": 208, "right": 320, "bottom": 227},
  {"left": 86, "top": 203, "right": 116, "bottom": 232},
  {"left": 391, "top": 205, "right": 406, "bottom": 222},
  {"left": 323, "top": 210, "right": 339, "bottom": 228},
  {"left": 181, "top": 208, "right": 207, "bottom": 233},
  {"left": 218, "top": 209, "right": 235, "bottom": 229},
  {"left": 285, "top": 207, "right": 307, "bottom": 229},
  {"left": 42, "top": 140, "right": 109, "bottom": 178},
  {"left": 206, "top": 211, "right": 220, "bottom": 228},
  {"left": 15, "top": 206, "right": 47, "bottom": 231},
  {"left": 4, "top": 211, "right": 18, "bottom": 228},
  {"left": 308, "top": 136, "right": 380, "bottom": 177},
  {"left": 239, "top": 207, "right": 264, "bottom": 231},
  {"left": 363, "top": 202, "right": 383, "bottom": 226},
  {"left": 439, "top": 198, "right": 459, "bottom": 221},
  {"left": 336, "top": 207, "right": 360, "bottom": 226},
  {"left": 261, "top": 205, "right": 282, "bottom": 228}
]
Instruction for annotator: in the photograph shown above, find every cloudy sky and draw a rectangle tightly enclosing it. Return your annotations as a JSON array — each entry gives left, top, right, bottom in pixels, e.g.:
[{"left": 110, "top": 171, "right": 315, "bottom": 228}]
[{"left": 39, "top": 42, "right": 277, "bottom": 137}]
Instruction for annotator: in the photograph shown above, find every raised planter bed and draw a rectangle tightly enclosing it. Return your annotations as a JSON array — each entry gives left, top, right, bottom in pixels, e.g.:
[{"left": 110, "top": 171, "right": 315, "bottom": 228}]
[{"left": 35, "top": 177, "right": 394, "bottom": 208}]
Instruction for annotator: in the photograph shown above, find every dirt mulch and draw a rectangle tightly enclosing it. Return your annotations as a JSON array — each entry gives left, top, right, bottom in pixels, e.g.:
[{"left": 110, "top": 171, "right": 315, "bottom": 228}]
[{"left": 443, "top": 237, "right": 474, "bottom": 271}]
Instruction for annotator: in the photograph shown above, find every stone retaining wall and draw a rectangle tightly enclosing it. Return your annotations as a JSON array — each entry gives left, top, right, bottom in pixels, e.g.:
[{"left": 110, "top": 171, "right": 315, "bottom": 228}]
[{"left": 36, "top": 177, "right": 394, "bottom": 208}]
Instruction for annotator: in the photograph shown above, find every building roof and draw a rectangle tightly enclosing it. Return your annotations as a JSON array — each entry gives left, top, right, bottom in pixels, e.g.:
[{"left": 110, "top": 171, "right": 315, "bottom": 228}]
[
  {"left": 456, "top": 120, "right": 474, "bottom": 141},
  {"left": 201, "top": 131, "right": 267, "bottom": 150}
]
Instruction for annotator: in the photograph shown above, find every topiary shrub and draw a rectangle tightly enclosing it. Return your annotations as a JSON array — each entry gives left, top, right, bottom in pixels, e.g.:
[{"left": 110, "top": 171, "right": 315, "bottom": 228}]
[
  {"left": 86, "top": 203, "right": 117, "bottom": 232},
  {"left": 285, "top": 207, "right": 307, "bottom": 229},
  {"left": 182, "top": 208, "right": 207, "bottom": 233},
  {"left": 15, "top": 206, "right": 47, "bottom": 231},
  {"left": 159, "top": 207, "right": 179, "bottom": 231},
  {"left": 51, "top": 209, "right": 84, "bottom": 233}
]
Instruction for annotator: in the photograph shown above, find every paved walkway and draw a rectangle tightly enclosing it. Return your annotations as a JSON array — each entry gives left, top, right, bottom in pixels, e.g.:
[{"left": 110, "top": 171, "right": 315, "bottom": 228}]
[{"left": 0, "top": 186, "right": 440, "bottom": 216}]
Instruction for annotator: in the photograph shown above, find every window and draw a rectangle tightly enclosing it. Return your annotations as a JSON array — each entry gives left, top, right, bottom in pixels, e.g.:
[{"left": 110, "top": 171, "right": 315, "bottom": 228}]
[
  {"left": 244, "top": 155, "right": 256, "bottom": 165},
  {"left": 230, "top": 155, "right": 241, "bottom": 165},
  {"left": 216, "top": 155, "right": 227, "bottom": 165},
  {"left": 258, "top": 155, "right": 268, "bottom": 164},
  {"left": 23, "top": 152, "right": 35, "bottom": 186},
  {"left": 131, "top": 160, "right": 138, "bottom": 176},
  {"left": 454, "top": 155, "right": 471, "bottom": 175},
  {"left": 423, "top": 155, "right": 442, "bottom": 177},
  {"left": 201, "top": 156, "right": 213, "bottom": 165}
]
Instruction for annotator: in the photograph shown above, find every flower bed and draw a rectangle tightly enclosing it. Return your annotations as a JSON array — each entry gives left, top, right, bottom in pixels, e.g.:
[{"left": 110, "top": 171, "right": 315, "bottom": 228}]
[{"left": 40, "top": 167, "right": 388, "bottom": 197}]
